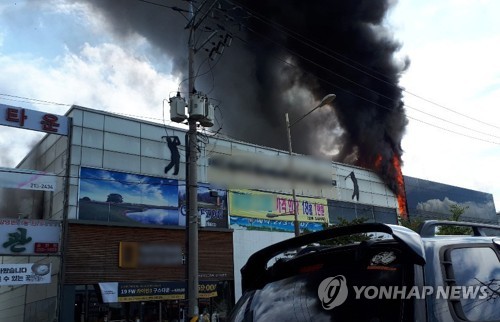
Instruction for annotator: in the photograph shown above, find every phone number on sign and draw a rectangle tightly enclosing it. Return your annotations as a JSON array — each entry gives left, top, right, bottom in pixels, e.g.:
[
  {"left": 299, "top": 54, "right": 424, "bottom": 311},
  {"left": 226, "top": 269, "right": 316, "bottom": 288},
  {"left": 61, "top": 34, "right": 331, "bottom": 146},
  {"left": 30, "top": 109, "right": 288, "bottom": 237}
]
[{"left": 30, "top": 183, "right": 54, "bottom": 190}]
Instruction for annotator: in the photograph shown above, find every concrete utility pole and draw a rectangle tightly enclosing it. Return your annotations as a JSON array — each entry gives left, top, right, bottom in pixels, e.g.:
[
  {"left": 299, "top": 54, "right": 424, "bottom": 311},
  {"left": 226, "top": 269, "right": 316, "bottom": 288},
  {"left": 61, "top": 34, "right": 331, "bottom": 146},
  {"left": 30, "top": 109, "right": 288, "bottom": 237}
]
[
  {"left": 187, "top": 1, "right": 199, "bottom": 319},
  {"left": 175, "top": 1, "right": 225, "bottom": 318}
]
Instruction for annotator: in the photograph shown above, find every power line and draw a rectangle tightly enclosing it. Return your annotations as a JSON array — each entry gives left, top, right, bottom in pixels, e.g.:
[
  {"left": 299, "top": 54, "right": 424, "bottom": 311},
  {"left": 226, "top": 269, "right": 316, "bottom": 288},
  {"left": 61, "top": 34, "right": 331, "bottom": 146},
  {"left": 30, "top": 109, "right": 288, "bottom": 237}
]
[
  {"left": 0, "top": 168, "right": 181, "bottom": 187},
  {"left": 242, "top": 22, "right": 500, "bottom": 140},
  {"left": 233, "top": 34, "right": 499, "bottom": 145},
  {"left": 234, "top": 23, "right": 500, "bottom": 142},
  {"left": 226, "top": 0, "right": 500, "bottom": 131},
  {"left": 0, "top": 94, "right": 71, "bottom": 107},
  {"left": 132, "top": 0, "right": 499, "bottom": 143}
]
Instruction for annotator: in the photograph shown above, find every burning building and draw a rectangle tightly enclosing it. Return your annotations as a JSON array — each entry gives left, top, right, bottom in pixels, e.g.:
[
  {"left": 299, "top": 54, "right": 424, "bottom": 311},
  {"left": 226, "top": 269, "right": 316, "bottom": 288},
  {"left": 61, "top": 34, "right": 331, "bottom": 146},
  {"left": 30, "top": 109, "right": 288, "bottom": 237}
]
[{"left": 76, "top": 0, "right": 410, "bottom": 215}]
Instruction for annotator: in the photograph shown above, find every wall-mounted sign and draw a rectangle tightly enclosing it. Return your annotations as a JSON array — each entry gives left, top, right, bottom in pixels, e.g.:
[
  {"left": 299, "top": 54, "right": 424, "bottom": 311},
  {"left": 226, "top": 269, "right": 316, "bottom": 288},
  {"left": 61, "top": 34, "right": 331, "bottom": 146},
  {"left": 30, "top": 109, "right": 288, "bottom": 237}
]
[
  {"left": 208, "top": 152, "right": 333, "bottom": 192},
  {"left": 78, "top": 167, "right": 180, "bottom": 225},
  {"left": 0, "top": 263, "right": 52, "bottom": 286},
  {"left": 0, "top": 219, "right": 61, "bottom": 255},
  {"left": 178, "top": 182, "right": 228, "bottom": 228},
  {"left": 0, "top": 167, "right": 56, "bottom": 191},
  {"left": 228, "top": 190, "right": 328, "bottom": 232},
  {"left": 118, "top": 242, "right": 183, "bottom": 268},
  {"left": 0, "top": 104, "right": 69, "bottom": 135},
  {"left": 99, "top": 281, "right": 218, "bottom": 303},
  {"left": 78, "top": 167, "right": 229, "bottom": 228}
]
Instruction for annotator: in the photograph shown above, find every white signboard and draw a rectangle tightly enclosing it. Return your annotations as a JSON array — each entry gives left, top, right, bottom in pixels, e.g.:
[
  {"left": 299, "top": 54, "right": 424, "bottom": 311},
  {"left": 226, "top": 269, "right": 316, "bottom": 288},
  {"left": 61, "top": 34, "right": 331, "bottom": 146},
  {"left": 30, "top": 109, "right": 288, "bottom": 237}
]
[
  {"left": 0, "top": 219, "right": 61, "bottom": 255},
  {"left": 0, "top": 263, "right": 52, "bottom": 286},
  {"left": 0, "top": 167, "right": 56, "bottom": 191},
  {"left": 0, "top": 104, "right": 69, "bottom": 135}
]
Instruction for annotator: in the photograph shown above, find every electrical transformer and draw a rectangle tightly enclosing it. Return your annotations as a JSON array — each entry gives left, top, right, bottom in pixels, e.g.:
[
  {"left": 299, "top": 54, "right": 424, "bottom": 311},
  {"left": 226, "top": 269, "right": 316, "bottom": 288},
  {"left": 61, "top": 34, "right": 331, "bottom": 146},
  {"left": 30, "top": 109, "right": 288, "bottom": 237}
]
[
  {"left": 169, "top": 93, "right": 187, "bottom": 122},
  {"left": 189, "top": 92, "right": 207, "bottom": 120},
  {"left": 200, "top": 103, "right": 215, "bottom": 127}
]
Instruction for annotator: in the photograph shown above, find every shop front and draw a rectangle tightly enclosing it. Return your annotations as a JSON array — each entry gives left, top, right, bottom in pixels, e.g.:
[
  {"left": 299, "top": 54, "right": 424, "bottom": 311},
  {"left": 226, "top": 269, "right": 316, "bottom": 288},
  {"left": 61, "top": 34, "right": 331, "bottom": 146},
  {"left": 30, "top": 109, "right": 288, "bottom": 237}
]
[
  {"left": 72, "top": 280, "right": 232, "bottom": 322},
  {"left": 61, "top": 222, "right": 234, "bottom": 322}
]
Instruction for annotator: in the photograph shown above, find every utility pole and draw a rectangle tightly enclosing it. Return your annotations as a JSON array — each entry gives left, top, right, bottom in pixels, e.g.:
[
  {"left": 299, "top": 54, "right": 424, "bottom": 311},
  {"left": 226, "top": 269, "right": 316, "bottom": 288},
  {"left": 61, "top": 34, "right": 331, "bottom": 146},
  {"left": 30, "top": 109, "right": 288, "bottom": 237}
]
[
  {"left": 187, "top": 1, "right": 199, "bottom": 319},
  {"left": 168, "top": 2, "right": 229, "bottom": 318}
]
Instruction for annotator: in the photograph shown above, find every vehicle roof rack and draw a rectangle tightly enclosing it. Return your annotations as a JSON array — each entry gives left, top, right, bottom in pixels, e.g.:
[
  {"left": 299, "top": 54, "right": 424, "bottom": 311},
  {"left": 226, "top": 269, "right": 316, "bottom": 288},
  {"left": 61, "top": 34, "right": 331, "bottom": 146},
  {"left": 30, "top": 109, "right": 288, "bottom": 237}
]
[
  {"left": 240, "top": 223, "right": 425, "bottom": 292},
  {"left": 418, "top": 220, "right": 500, "bottom": 238}
]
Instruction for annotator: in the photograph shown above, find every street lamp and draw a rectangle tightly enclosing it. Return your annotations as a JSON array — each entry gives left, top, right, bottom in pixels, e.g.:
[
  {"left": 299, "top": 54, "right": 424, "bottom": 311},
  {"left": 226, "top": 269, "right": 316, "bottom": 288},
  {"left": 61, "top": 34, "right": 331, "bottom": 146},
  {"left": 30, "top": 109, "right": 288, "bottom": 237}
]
[{"left": 285, "top": 94, "right": 336, "bottom": 237}]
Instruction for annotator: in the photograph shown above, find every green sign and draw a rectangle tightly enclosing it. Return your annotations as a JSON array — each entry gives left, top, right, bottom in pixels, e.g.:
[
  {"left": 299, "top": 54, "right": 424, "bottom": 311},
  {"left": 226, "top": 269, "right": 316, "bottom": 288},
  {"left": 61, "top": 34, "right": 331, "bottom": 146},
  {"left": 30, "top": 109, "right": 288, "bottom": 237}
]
[{"left": 2, "top": 228, "right": 32, "bottom": 253}]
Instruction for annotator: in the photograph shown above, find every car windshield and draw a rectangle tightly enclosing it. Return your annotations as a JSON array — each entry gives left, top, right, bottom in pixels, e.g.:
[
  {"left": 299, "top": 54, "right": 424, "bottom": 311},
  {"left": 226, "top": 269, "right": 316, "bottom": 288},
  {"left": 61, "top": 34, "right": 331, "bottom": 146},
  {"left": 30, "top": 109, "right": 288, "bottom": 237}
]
[{"left": 231, "top": 243, "right": 414, "bottom": 322}]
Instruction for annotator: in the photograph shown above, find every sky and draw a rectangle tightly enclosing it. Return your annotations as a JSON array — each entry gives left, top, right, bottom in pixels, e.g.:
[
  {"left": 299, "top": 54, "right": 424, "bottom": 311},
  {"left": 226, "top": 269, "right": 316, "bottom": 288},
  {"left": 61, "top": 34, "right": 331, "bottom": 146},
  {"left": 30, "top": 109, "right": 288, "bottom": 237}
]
[{"left": 0, "top": 0, "right": 499, "bottom": 211}]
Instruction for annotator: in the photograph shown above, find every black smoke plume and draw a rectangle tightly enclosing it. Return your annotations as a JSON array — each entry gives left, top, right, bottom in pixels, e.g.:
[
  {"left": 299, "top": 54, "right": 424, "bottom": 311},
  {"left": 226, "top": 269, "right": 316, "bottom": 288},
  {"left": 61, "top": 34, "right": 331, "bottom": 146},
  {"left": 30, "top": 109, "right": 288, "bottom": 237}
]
[{"left": 73, "top": 0, "right": 409, "bottom": 195}]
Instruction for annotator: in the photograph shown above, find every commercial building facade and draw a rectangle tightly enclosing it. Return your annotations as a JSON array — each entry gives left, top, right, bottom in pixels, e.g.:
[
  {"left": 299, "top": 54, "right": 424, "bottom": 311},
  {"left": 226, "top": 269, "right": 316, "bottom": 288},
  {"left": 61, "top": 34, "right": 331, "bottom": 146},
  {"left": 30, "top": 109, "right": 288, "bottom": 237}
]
[{"left": 3, "top": 104, "right": 495, "bottom": 320}]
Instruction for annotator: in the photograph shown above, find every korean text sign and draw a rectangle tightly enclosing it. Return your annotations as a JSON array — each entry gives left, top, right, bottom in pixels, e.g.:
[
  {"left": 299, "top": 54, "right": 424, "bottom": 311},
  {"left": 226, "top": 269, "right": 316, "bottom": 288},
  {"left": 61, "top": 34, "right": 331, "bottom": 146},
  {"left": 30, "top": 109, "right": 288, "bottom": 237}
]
[
  {"left": 0, "top": 104, "right": 69, "bottom": 135},
  {"left": 0, "top": 263, "right": 52, "bottom": 286},
  {"left": 0, "top": 220, "right": 61, "bottom": 255},
  {"left": 229, "top": 189, "right": 328, "bottom": 223}
]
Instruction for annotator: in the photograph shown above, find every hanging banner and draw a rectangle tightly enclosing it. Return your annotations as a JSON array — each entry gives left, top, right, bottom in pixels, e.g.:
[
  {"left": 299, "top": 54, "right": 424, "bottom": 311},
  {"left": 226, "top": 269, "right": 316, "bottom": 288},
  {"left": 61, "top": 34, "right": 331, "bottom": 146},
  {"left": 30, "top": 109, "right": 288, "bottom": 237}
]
[
  {"left": 0, "top": 219, "right": 61, "bottom": 255},
  {"left": 0, "top": 167, "right": 56, "bottom": 191},
  {"left": 0, "top": 263, "right": 52, "bottom": 286},
  {"left": 99, "top": 281, "right": 218, "bottom": 303},
  {"left": 0, "top": 104, "right": 69, "bottom": 135},
  {"left": 228, "top": 190, "right": 328, "bottom": 232}
]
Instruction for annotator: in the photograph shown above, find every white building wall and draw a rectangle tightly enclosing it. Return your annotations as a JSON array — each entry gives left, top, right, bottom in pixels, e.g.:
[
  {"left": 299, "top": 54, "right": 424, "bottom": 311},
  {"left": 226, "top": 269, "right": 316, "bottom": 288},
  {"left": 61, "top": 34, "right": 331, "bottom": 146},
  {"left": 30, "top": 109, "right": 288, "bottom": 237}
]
[
  {"left": 232, "top": 230, "right": 293, "bottom": 301},
  {"left": 67, "top": 108, "right": 191, "bottom": 220},
  {"left": 16, "top": 133, "right": 69, "bottom": 221}
]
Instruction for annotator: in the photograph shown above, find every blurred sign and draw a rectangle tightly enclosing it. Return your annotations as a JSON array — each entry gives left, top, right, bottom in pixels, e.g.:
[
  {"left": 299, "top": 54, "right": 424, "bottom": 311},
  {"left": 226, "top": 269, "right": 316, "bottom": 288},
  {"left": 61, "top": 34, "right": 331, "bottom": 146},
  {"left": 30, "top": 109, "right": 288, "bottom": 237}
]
[
  {"left": 0, "top": 167, "right": 56, "bottom": 191},
  {"left": 0, "top": 263, "right": 52, "bottom": 285},
  {"left": 119, "top": 242, "right": 183, "bottom": 268},
  {"left": 208, "top": 152, "right": 333, "bottom": 192},
  {"left": 34, "top": 242, "right": 59, "bottom": 254},
  {"left": 0, "top": 104, "right": 69, "bottom": 135},
  {"left": 0, "top": 219, "right": 61, "bottom": 255}
]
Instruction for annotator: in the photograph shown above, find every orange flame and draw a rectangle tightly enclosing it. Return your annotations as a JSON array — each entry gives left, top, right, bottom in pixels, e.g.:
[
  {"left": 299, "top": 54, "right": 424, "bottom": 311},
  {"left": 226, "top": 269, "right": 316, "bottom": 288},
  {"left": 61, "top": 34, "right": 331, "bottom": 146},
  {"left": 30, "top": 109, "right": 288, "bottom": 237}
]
[
  {"left": 374, "top": 154, "right": 383, "bottom": 170},
  {"left": 391, "top": 154, "right": 408, "bottom": 219}
]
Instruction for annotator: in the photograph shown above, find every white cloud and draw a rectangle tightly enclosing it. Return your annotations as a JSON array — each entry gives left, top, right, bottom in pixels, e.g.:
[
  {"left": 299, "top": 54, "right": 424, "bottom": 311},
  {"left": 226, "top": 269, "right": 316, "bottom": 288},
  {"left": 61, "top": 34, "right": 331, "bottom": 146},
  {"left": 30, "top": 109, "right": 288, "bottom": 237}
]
[
  {"left": 390, "top": 0, "right": 500, "bottom": 211},
  {"left": 0, "top": 41, "right": 179, "bottom": 168}
]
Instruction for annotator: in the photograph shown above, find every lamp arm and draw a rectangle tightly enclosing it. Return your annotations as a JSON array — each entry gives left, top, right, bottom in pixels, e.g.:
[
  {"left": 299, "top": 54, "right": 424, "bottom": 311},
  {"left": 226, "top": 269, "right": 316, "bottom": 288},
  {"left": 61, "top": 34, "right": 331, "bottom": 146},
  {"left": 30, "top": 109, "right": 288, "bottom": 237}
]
[{"left": 288, "top": 104, "right": 321, "bottom": 128}]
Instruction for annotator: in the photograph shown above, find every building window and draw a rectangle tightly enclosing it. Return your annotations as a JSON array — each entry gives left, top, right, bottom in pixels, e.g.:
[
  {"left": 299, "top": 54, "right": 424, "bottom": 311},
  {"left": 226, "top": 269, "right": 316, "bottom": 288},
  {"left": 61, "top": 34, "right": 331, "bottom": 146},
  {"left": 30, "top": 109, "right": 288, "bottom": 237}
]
[{"left": 328, "top": 201, "right": 397, "bottom": 225}]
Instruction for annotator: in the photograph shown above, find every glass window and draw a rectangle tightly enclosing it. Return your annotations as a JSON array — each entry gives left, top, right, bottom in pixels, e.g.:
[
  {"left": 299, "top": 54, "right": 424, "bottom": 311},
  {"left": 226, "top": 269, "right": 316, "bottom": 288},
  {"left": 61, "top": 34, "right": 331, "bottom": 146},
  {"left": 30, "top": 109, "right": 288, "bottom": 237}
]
[
  {"left": 450, "top": 247, "right": 500, "bottom": 321},
  {"left": 328, "top": 201, "right": 397, "bottom": 225}
]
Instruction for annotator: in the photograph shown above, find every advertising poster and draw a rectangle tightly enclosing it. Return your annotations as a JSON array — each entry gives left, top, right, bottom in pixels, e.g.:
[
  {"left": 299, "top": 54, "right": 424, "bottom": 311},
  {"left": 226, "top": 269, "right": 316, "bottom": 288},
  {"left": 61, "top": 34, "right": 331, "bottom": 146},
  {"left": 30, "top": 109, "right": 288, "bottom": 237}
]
[
  {"left": 99, "top": 281, "right": 218, "bottom": 303},
  {"left": 229, "top": 190, "right": 328, "bottom": 232},
  {"left": 405, "top": 176, "right": 497, "bottom": 223},
  {"left": 178, "top": 183, "right": 228, "bottom": 228},
  {"left": 0, "top": 263, "right": 52, "bottom": 286},
  {"left": 78, "top": 168, "right": 179, "bottom": 225}
]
